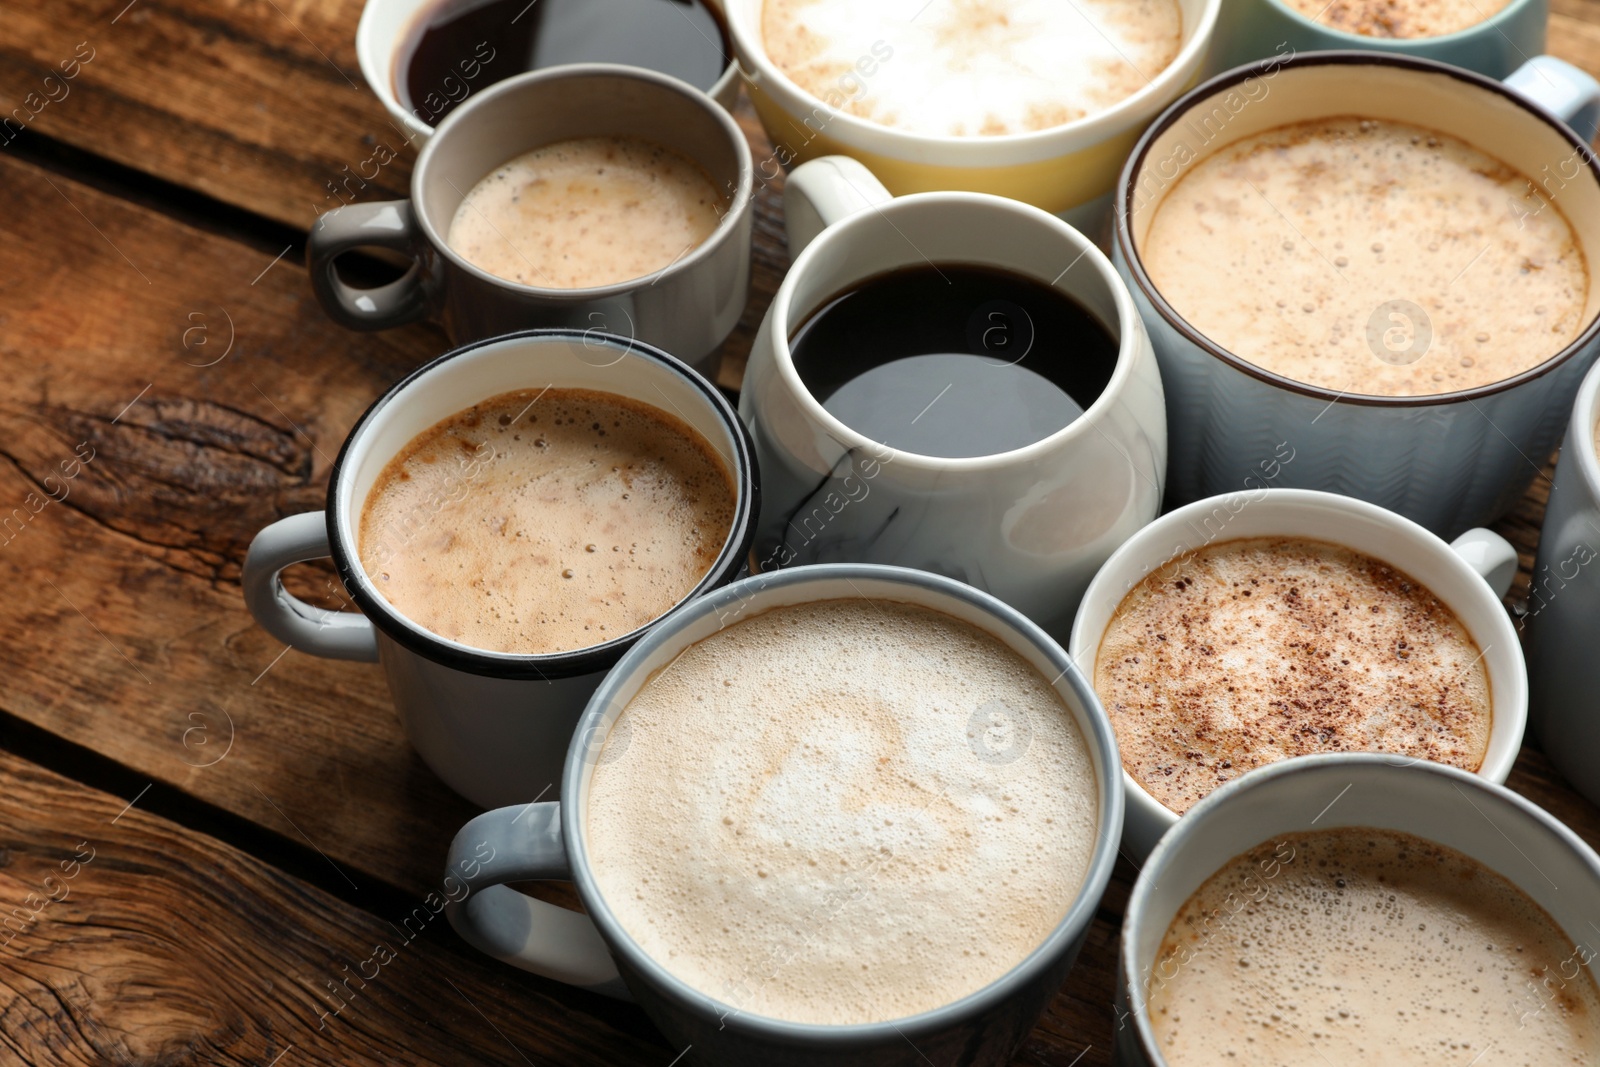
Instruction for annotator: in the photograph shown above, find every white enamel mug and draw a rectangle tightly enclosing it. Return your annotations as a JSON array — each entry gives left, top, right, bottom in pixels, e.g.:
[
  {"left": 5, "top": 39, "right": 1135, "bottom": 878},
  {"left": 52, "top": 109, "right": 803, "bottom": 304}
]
[
  {"left": 737, "top": 156, "right": 1167, "bottom": 643},
  {"left": 1069, "top": 488, "right": 1527, "bottom": 861}
]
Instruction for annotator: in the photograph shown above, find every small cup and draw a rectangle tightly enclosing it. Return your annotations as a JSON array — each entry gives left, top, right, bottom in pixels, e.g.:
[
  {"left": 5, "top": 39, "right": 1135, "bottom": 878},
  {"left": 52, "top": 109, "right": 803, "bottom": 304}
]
[
  {"left": 1069, "top": 487, "right": 1527, "bottom": 862},
  {"left": 444, "top": 563, "right": 1123, "bottom": 1066},
  {"left": 240, "top": 329, "right": 757, "bottom": 808},
  {"left": 1114, "top": 52, "right": 1600, "bottom": 537},
  {"left": 307, "top": 65, "right": 754, "bottom": 381},
  {"left": 739, "top": 155, "right": 1167, "bottom": 642},
  {"left": 355, "top": 0, "right": 743, "bottom": 146},
  {"left": 1114, "top": 754, "right": 1600, "bottom": 1066}
]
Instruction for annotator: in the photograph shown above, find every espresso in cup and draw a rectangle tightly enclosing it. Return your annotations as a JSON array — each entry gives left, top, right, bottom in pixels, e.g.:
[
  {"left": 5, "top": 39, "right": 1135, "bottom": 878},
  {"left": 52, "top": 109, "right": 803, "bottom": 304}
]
[
  {"left": 1142, "top": 116, "right": 1588, "bottom": 397},
  {"left": 1095, "top": 536, "right": 1490, "bottom": 814},
  {"left": 586, "top": 597, "right": 1100, "bottom": 1024},
  {"left": 359, "top": 387, "right": 735, "bottom": 654},
  {"left": 1148, "top": 826, "right": 1600, "bottom": 1063},
  {"left": 1281, "top": 0, "right": 1514, "bottom": 37}
]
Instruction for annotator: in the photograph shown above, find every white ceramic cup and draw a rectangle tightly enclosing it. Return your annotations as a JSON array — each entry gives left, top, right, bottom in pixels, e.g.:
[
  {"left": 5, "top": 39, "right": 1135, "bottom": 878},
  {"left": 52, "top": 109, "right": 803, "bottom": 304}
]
[
  {"left": 1114, "top": 754, "right": 1600, "bottom": 1066},
  {"left": 738, "top": 155, "right": 1167, "bottom": 642},
  {"left": 1069, "top": 488, "right": 1527, "bottom": 862},
  {"left": 356, "top": 0, "right": 742, "bottom": 147}
]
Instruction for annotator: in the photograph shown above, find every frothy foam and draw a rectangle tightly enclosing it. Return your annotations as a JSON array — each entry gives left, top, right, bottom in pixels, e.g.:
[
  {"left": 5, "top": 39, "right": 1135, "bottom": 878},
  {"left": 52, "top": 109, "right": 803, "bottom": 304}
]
[
  {"left": 1143, "top": 117, "right": 1589, "bottom": 396},
  {"left": 1095, "top": 537, "right": 1491, "bottom": 814},
  {"left": 1282, "top": 0, "right": 1514, "bottom": 38},
  {"left": 586, "top": 598, "right": 1100, "bottom": 1024},
  {"left": 760, "top": 0, "right": 1182, "bottom": 136},
  {"left": 1148, "top": 828, "right": 1600, "bottom": 1065},
  {"left": 358, "top": 387, "right": 735, "bottom": 655}
]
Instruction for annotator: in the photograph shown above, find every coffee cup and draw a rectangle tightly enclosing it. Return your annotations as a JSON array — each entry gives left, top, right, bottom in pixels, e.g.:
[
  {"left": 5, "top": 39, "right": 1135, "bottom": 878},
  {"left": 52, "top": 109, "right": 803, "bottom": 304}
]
[
  {"left": 739, "top": 155, "right": 1166, "bottom": 642},
  {"left": 306, "top": 65, "right": 754, "bottom": 380},
  {"left": 1114, "top": 51, "right": 1600, "bottom": 537},
  {"left": 444, "top": 562, "right": 1122, "bottom": 1065},
  {"left": 356, "top": 0, "right": 742, "bottom": 147},
  {"left": 240, "top": 329, "right": 757, "bottom": 808},
  {"left": 1069, "top": 487, "right": 1527, "bottom": 862},
  {"left": 722, "top": 0, "right": 1222, "bottom": 233},
  {"left": 1114, "top": 754, "right": 1600, "bottom": 1066}
]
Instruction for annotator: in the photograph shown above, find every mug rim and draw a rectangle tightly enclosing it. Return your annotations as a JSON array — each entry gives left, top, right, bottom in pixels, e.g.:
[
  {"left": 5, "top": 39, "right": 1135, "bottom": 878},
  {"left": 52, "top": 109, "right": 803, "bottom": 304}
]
[
  {"left": 1258, "top": 0, "right": 1539, "bottom": 47},
  {"left": 1117, "top": 753, "right": 1600, "bottom": 1065},
  {"left": 407, "top": 63, "right": 754, "bottom": 299},
  {"left": 1114, "top": 49, "right": 1600, "bottom": 408},
  {"left": 769, "top": 190, "right": 1149, "bottom": 471},
  {"left": 324, "top": 327, "right": 759, "bottom": 680},
  {"left": 562, "top": 562, "right": 1125, "bottom": 1044}
]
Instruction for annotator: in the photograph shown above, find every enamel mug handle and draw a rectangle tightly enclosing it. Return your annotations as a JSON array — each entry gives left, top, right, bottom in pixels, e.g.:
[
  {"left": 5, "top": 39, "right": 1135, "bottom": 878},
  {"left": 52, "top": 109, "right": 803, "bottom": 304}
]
[
  {"left": 783, "top": 155, "right": 894, "bottom": 258},
  {"left": 306, "top": 200, "right": 431, "bottom": 331},
  {"left": 241, "top": 512, "right": 380, "bottom": 661},
  {"left": 447, "top": 803, "right": 629, "bottom": 997},
  {"left": 1505, "top": 56, "right": 1600, "bottom": 145},
  {"left": 1450, "top": 527, "right": 1520, "bottom": 600}
]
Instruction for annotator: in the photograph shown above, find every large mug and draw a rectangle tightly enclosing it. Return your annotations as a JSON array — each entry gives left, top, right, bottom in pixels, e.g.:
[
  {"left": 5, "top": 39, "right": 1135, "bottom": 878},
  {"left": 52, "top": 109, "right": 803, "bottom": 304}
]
[
  {"left": 241, "top": 330, "right": 757, "bottom": 808},
  {"left": 739, "top": 156, "right": 1167, "bottom": 642},
  {"left": 445, "top": 563, "right": 1124, "bottom": 1066},
  {"left": 306, "top": 65, "right": 754, "bottom": 381},
  {"left": 1114, "top": 51, "right": 1600, "bottom": 538}
]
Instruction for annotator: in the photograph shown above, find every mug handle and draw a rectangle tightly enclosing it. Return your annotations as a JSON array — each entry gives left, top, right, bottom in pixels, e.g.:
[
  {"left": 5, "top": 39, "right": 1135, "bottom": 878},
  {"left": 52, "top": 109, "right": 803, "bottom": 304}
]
[
  {"left": 447, "top": 803, "right": 629, "bottom": 996},
  {"left": 1450, "top": 527, "right": 1520, "bottom": 600},
  {"left": 782, "top": 155, "right": 894, "bottom": 258},
  {"left": 241, "top": 513, "right": 380, "bottom": 661},
  {"left": 1505, "top": 56, "right": 1600, "bottom": 146},
  {"left": 306, "top": 200, "right": 432, "bottom": 331}
]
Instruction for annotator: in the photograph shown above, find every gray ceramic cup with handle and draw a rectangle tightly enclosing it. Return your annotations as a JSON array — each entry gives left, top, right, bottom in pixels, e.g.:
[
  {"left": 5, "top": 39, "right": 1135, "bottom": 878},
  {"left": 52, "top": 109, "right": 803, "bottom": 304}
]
[
  {"left": 444, "top": 563, "right": 1123, "bottom": 1066},
  {"left": 306, "top": 64, "right": 754, "bottom": 381}
]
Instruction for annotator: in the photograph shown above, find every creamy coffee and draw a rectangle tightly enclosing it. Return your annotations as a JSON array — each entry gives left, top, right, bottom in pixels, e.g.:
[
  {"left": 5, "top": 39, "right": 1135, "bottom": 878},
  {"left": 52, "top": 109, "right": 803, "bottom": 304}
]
[
  {"left": 446, "top": 136, "right": 724, "bottom": 289},
  {"left": 1148, "top": 827, "right": 1600, "bottom": 1064},
  {"left": 1143, "top": 117, "right": 1589, "bottom": 396},
  {"left": 586, "top": 598, "right": 1099, "bottom": 1024},
  {"left": 1095, "top": 537, "right": 1491, "bottom": 814},
  {"left": 1282, "top": 0, "right": 1514, "bottom": 38},
  {"left": 359, "top": 387, "right": 735, "bottom": 654},
  {"left": 761, "top": 0, "right": 1182, "bottom": 136}
]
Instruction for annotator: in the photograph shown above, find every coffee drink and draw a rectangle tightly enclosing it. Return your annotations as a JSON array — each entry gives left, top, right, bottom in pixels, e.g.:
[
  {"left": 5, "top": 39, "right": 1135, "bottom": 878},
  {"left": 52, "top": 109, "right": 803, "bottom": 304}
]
[
  {"left": 447, "top": 136, "right": 725, "bottom": 289},
  {"left": 1142, "top": 117, "right": 1589, "bottom": 396},
  {"left": 1281, "top": 0, "right": 1514, "bottom": 38},
  {"left": 760, "top": 0, "right": 1182, "bottom": 136},
  {"left": 1095, "top": 537, "right": 1490, "bottom": 814},
  {"left": 1147, "top": 827, "right": 1600, "bottom": 1064},
  {"left": 586, "top": 598, "right": 1099, "bottom": 1024},
  {"left": 359, "top": 387, "right": 735, "bottom": 654},
  {"left": 789, "top": 264, "right": 1120, "bottom": 457}
]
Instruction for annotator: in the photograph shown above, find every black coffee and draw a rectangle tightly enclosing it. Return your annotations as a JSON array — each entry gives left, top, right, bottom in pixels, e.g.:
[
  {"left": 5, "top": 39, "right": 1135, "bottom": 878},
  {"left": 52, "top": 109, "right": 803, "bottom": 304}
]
[
  {"left": 788, "top": 265, "right": 1120, "bottom": 458},
  {"left": 398, "top": 0, "right": 731, "bottom": 128}
]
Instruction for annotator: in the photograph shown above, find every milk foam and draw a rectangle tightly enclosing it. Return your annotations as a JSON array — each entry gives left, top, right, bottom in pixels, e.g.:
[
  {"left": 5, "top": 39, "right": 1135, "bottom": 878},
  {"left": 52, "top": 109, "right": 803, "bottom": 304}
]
[
  {"left": 585, "top": 599, "right": 1100, "bottom": 1024},
  {"left": 1143, "top": 118, "right": 1589, "bottom": 396},
  {"left": 1148, "top": 828, "right": 1600, "bottom": 1065},
  {"left": 1095, "top": 537, "right": 1491, "bottom": 814},
  {"left": 761, "top": 0, "right": 1182, "bottom": 136},
  {"left": 1283, "top": 0, "right": 1514, "bottom": 37}
]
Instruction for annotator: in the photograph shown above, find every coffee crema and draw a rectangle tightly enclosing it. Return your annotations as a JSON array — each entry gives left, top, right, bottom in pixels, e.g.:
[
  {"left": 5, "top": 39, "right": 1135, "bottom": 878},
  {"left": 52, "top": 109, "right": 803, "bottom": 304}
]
[
  {"left": 761, "top": 0, "right": 1182, "bottom": 136},
  {"left": 1142, "top": 117, "right": 1589, "bottom": 396},
  {"left": 359, "top": 387, "right": 735, "bottom": 655},
  {"left": 1148, "top": 827, "right": 1600, "bottom": 1065},
  {"left": 446, "top": 136, "right": 725, "bottom": 289},
  {"left": 1282, "top": 0, "right": 1514, "bottom": 38},
  {"left": 586, "top": 598, "right": 1100, "bottom": 1024},
  {"left": 1095, "top": 537, "right": 1490, "bottom": 814}
]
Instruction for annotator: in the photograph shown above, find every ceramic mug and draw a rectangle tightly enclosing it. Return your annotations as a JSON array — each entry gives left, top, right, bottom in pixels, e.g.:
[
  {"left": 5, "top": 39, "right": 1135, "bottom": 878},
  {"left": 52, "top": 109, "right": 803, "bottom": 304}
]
[
  {"left": 241, "top": 329, "right": 757, "bottom": 809},
  {"left": 1527, "top": 356, "right": 1600, "bottom": 808},
  {"left": 1115, "top": 51, "right": 1600, "bottom": 538},
  {"left": 1069, "top": 487, "right": 1527, "bottom": 862},
  {"left": 1114, "top": 754, "right": 1600, "bottom": 1066},
  {"left": 306, "top": 65, "right": 754, "bottom": 381},
  {"left": 723, "top": 0, "right": 1222, "bottom": 232},
  {"left": 445, "top": 563, "right": 1123, "bottom": 1066},
  {"left": 738, "top": 155, "right": 1167, "bottom": 643},
  {"left": 355, "top": 0, "right": 742, "bottom": 147}
]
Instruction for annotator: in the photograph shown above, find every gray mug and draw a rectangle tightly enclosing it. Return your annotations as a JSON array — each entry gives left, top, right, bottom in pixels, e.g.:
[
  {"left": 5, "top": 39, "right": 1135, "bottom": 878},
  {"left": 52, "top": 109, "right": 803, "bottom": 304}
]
[{"left": 306, "top": 64, "right": 754, "bottom": 380}]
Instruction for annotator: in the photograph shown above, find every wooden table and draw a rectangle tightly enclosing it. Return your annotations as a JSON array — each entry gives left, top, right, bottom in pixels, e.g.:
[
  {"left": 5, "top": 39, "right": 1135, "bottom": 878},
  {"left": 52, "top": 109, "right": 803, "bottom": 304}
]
[{"left": 2, "top": 3, "right": 1599, "bottom": 1063}]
